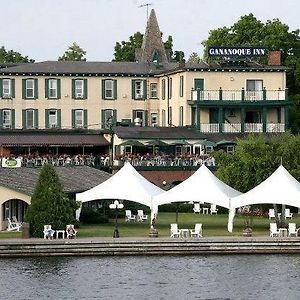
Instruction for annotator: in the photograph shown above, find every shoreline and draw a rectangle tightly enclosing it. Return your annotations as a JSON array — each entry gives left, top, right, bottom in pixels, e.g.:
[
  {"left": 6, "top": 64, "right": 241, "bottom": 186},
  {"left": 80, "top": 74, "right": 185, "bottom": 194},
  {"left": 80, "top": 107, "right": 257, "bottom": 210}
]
[{"left": 1, "top": 237, "right": 300, "bottom": 257}]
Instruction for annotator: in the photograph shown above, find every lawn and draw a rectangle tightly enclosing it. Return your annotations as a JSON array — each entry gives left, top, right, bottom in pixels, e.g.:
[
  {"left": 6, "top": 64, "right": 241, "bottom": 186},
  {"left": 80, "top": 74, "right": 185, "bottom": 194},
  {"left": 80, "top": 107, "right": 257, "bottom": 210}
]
[{"left": 1, "top": 213, "right": 299, "bottom": 239}]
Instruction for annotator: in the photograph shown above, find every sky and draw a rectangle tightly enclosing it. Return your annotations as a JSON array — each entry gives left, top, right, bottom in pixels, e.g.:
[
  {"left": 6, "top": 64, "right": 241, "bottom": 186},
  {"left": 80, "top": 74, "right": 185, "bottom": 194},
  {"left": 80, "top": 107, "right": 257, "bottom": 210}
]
[{"left": 1, "top": 0, "right": 299, "bottom": 62}]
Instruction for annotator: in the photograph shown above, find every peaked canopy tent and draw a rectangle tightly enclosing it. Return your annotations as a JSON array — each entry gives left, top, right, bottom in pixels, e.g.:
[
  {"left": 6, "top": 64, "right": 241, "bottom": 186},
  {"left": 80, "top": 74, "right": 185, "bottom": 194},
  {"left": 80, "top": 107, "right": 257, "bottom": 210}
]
[
  {"left": 153, "top": 165, "right": 241, "bottom": 222},
  {"left": 228, "top": 165, "right": 300, "bottom": 232},
  {"left": 76, "top": 162, "right": 164, "bottom": 225}
]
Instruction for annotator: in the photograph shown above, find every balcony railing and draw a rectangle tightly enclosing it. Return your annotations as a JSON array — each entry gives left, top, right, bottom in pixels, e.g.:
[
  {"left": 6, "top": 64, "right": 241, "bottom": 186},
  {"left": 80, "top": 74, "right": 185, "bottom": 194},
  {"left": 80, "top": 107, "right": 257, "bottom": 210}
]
[
  {"left": 199, "top": 123, "right": 285, "bottom": 133},
  {"left": 223, "top": 123, "right": 241, "bottom": 133},
  {"left": 191, "top": 88, "right": 286, "bottom": 102}
]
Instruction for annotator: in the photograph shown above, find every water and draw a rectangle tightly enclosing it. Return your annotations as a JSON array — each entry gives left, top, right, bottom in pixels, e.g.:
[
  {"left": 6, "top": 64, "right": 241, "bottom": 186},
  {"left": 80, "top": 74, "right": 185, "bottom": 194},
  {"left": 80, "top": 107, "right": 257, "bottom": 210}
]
[{"left": 1, "top": 255, "right": 300, "bottom": 300}]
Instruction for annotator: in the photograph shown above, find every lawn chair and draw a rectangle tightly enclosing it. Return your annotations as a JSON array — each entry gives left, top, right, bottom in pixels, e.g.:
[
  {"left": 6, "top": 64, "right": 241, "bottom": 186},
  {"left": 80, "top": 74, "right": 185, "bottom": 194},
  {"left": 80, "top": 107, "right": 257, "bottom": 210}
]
[
  {"left": 193, "top": 203, "right": 201, "bottom": 214},
  {"left": 210, "top": 204, "right": 218, "bottom": 215},
  {"left": 288, "top": 223, "right": 299, "bottom": 237},
  {"left": 285, "top": 208, "right": 293, "bottom": 220},
  {"left": 269, "top": 209, "right": 275, "bottom": 219},
  {"left": 170, "top": 223, "right": 180, "bottom": 238},
  {"left": 137, "top": 210, "right": 148, "bottom": 222},
  {"left": 66, "top": 224, "right": 77, "bottom": 239},
  {"left": 125, "top": 210, "right": 136, "bottom": 222},
  {"left": 270, "top": 223, "right": 280, "bottom": 237},
  {"left": 190, "top": 223, "right": 203, "bottom": 238},
  {"left": 6, "top": 218, "right": 22, "bottom": 232},
  {"left": 43, "top": 225, "right": 55, "bottom": 239}
]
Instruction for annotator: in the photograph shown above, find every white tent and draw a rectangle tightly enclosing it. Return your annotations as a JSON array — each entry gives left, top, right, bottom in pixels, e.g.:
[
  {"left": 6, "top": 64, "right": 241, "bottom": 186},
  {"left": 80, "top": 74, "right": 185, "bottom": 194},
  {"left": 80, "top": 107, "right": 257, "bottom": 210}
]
[
  {"left": 76, "top": 162, "right": 164, "bottom": 223},
  {"left": 153, "top": 164, "right": 241, "bottom": 209},
  {"left": 228, "top": 165, "right": 300, "bottom": 232}
]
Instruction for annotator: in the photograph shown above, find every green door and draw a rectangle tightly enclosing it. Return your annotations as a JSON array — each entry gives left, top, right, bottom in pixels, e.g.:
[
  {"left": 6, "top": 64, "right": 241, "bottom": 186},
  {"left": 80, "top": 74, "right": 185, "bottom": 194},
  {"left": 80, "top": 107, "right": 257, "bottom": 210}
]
[{"left": 194, "top": 79, "right": 204, "bottom": 91}]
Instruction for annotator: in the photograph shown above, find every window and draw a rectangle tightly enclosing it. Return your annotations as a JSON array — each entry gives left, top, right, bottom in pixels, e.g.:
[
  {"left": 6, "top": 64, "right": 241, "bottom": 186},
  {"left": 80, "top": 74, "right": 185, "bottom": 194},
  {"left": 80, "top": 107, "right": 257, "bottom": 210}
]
[
  {"left": 151, "top": 113, "right": 158, "bottom": 127},
  {"left": 26, "top": 79, "right": 35, "bottom": 98},
  {"left": 104, "top": 109, "right": 114, "bottom": 129},
  {"left": 168, "top": 106, "right": 172, "bottom": 126},
  {"left": 2, "top": 79, "right": 11, "bottom": 98},
  {"left": 180, "top": 76, "right": 184, "bottom": 97},
  {"left": 75, "top": 79, "right": 84, "bottom": 98},
  {"left": 162, "top": 79, "right": 166, "bottom": 100},
  {"left": 150, "top": 83, "right": 158, "bottom": 98},
  {"left": 162, "top": 109, "right": 166, "bottom": 126},
  {"left": 26, "top": 109, "right": 35, "bottom": 129},
  {"left": 168, "top": 77, "right": 172, "bottom": 99},
  {"left": 246, "top": 80, "right": 263, "bottom": 91},
  {"left": 2, "top": 110, "right": 11, "bottom": 128},
  {"left": 48, "top": 79, "right": 57, "bottom": 98},
  {"left": 179, "top": 106, "right": 184, "bottom": 126},
  {"left": 134, "top": 80, "right": 144, "bottom": 99},
  {"left": 75, "top": 110, "right": 84, "bottom": 128},
  {"left": 49, "top": 110, "right": 58, "bottom": 128},
  {"left": 105, "top": 80, "right": 114, "bottom": 99},
  {"left": 134, "top": 110, "right": 144, "bottom": 125}
]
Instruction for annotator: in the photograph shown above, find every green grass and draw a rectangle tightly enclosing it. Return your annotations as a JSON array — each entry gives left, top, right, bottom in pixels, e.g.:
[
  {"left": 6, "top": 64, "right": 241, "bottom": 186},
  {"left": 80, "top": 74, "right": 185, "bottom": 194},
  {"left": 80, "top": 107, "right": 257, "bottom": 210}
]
[{"left": 1, "top": 213, "right": 299, "bottom": 239}]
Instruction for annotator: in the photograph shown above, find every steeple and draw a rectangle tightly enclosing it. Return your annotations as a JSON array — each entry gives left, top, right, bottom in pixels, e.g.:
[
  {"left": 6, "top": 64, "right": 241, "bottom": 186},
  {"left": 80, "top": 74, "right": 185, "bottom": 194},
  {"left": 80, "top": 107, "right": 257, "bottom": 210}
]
[{"left": 135, "top": 9, "right": 169, "bottom": 63}]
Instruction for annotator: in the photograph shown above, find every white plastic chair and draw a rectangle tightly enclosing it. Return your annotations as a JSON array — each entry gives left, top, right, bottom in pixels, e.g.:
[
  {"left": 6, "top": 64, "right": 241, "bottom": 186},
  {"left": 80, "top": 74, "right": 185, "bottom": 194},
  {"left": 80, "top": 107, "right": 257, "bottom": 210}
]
[
  {"left": 210, "top": 204, "right": 218, "bottom": 215},
  {"left": 193, "top": 203, "right": 201, "bottom": 214},
  {"left": 66, "top": 224, "right": 77, "bottom": 239},
  {"left": 43, "top": 225, "right": 55, "bottom": 239},
  {"left": 288, "top": 223, "right": 299, "bottom": 237},
  {"left": 190, "top": 223, "right": 202, "bottom": 238},
  {"left": 7, "top": 218, "right": 22, "bottom": 232},
  {"left": 170, "top": 224, "right": 180, "bottom": 238},
  {"left": 137, "top": 210, "right": 148, "bottom": 222},
  {"left": 270, "top": 223, "right": 280, "bottom": 237},
  {"left": 285, "top": 208, "right": 293, "bottom": 220},
  {"left": 269, "top": 209, "right": 275, "bottom": 219},
  {"left": 125, "top": 210, "right": 136, "bottom": 222}
]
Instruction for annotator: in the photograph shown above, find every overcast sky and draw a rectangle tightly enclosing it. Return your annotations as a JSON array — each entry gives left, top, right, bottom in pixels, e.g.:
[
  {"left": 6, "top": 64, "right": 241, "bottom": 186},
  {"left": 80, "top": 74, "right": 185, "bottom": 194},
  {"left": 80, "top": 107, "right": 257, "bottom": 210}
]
[{"left": 1, "top": 0, "right": 299, "bottom": 62}]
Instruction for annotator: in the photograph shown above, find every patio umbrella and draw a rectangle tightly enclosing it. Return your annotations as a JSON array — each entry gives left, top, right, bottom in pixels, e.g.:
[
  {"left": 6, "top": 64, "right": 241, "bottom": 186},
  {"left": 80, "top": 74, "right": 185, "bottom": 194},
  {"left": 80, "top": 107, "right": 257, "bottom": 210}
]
[
  {"left": 145, "top": 140, "right": 169, "bottom": 153},
  {"left": 118, "top": 140, "right": 145, "bottom": 147},
  {"left": 170, "top": 139, "right": 191, "bottom": 145}
]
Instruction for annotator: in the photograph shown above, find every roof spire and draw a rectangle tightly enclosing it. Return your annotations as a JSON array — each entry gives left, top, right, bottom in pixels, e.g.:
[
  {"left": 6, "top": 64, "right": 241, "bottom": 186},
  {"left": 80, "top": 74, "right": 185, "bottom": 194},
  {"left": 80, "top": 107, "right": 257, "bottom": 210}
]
[{"left": 135, "top": 9, "right": 169, "bottom": 64}]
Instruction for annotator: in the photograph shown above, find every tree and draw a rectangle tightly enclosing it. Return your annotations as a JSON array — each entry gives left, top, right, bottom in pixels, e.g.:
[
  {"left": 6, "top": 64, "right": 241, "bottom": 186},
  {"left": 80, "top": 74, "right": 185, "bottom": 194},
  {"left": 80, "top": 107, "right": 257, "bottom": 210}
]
[
  {"left": 214, "top": 133, "right": 300, "bottom": 225},
  {"left": 113, "top": 32, "right": 185, "bottom": 62},
  {"left": 188, "top": 52, "right": 202, "bottom": 63},
  {"left": 201, "top": 14, "right": 300, "bottom": 131},
  {"left": 58, "top": 42, "right": 87, "bottom": 61},
  {"left": 25, "top": 164, "right": 78, "bottom": 237},
  {"left": 0, "top": 46, "right": 34, "bottom": 63}
]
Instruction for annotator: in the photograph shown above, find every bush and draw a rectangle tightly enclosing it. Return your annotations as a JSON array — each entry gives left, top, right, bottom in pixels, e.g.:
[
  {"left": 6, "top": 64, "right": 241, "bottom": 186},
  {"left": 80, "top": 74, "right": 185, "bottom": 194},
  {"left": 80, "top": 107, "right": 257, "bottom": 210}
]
[{"left": 80, "top": 207, "right": 109, "bottom": 224}]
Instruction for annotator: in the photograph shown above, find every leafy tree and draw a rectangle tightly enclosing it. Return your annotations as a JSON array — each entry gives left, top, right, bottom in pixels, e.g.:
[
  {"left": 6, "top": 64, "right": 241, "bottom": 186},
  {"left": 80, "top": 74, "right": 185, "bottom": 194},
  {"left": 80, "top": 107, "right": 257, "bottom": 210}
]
[
  {"left": 58, "top": 42, "right": 87, "bottom": 61},
  {"left": 215, "top": 133, "right": 300, "bottom": 192},
  {"left": 113, "top": 32, "right": 184, "bottom": 62},
  {"left": 25, "top": 164, "right": 78, "bottom": 237},
  {"left": 202, "top": 14, "right": 300, "bottom": 131},
  {"left": 0, "top": 46, "right": 34, "bottom": 63},
  {"left": 113, "top": 32, "right": 144, "bottom": 62},
  {"left": 188, "top": 52, "right": 202, "bottom": 63}
]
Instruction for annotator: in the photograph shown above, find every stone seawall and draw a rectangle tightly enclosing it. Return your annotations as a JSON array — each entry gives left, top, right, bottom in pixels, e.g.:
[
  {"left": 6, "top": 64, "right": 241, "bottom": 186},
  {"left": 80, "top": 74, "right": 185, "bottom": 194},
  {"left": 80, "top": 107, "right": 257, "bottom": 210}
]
[{"left": 1, "top": 237, "right": 300, "bottom": 257}]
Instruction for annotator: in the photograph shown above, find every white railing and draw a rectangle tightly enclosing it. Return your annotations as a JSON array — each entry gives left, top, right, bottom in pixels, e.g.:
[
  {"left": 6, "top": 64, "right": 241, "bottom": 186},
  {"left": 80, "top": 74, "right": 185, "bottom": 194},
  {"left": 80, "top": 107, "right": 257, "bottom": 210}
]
[
  {"left": 192, "top": 90, "right": 219, "bottom": 101},
  {"left": 222, "top": 91, "right": 241, "bottom": 101},
  {"left": 244, "top": 123, "right": 263, "bottom": 132},
  {"left": 266, "top": 123, "right": 285, "bottom": 132},
  {"left": 266, "top": 90, "right": 285, "bottom": 101},
  {"left": 200, "top": 123, "right": 220, "bottom": 133},
  {"left": 244, "top": 91, "right": 263, "bottom": 101},
  {"left": 223, "top": 123, "right": 241, "bottom": 133}
]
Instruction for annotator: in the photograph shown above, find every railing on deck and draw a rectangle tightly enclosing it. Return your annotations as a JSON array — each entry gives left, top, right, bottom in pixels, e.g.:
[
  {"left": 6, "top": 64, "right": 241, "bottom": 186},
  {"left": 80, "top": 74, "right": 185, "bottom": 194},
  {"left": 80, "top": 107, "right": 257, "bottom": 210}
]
[{"left": 191, "top": 88, "right": 286, "bottom": 102}]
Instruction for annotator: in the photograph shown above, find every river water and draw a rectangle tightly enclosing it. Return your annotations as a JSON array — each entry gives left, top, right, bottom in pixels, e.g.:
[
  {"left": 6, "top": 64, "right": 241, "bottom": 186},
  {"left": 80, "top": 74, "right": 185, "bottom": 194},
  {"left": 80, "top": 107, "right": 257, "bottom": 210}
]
[{"left": 1, "top": 255, "right": 300, "bottom": 300}]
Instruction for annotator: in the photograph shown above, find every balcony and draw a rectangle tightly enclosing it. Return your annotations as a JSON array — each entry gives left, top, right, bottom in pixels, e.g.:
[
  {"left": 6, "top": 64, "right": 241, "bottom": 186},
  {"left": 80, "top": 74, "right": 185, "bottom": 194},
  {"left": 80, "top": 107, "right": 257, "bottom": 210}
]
[
  {"left": 191, "top": 88, "right": 286, "bottom": 102},
  {"left": 200, "top": 123, "right": 285, "bottom": 133}
]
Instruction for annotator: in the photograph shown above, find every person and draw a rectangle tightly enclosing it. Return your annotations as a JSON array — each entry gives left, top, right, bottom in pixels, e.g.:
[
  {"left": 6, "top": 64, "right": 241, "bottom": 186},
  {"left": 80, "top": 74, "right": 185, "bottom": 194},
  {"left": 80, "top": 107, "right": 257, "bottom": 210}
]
[
  {"left": 66, "top": 224, "right": 76, "bottom": 239},
  {"left": 44, "top": 225, "right": 55, "bottom": 240}
]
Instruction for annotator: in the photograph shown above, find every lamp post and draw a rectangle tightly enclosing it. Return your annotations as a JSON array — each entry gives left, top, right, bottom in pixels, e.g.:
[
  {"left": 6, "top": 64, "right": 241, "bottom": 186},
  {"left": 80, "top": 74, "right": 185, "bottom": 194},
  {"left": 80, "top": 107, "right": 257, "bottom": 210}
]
[{"left": 109, "top": 200, "right": 124, "bottom": 238}]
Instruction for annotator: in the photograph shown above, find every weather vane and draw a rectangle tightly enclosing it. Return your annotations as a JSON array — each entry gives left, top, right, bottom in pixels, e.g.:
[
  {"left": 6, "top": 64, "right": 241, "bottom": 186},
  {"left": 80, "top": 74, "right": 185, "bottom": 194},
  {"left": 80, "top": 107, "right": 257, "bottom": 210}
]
[{"left": 138, "top": 3, "right": 152, "bottom": 20}]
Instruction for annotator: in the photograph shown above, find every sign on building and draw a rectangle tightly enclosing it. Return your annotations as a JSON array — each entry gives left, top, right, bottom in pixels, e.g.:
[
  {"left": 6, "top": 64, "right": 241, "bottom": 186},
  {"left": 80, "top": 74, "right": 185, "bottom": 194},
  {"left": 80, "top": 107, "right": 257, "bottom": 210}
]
[{"left": 208, "top": 47, "right": 267, "bottom": 57}]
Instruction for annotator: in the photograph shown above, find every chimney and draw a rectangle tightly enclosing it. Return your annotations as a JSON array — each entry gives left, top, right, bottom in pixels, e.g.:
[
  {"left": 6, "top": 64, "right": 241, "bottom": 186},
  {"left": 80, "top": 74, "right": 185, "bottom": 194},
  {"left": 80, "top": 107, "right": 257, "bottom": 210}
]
[{"left": 268, "top": 51, "right": 281, "bottom": 66}]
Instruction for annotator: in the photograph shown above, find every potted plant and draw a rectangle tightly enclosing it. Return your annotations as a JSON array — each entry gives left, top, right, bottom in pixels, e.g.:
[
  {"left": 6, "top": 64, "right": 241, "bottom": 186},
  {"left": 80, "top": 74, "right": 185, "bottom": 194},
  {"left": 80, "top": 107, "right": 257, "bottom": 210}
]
[{"left": 243, "top": 219, "right": 253, "bottom": 237}]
